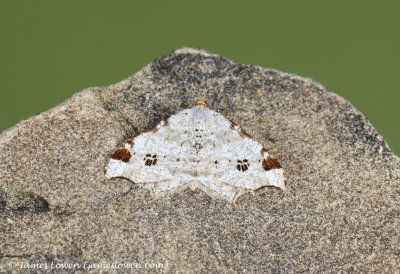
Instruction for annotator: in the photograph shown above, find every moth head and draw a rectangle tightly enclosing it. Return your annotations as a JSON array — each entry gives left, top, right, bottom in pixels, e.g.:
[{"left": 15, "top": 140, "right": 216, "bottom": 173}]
[{"left": 192, "top": 98, "right": 211, "bottom": 108}]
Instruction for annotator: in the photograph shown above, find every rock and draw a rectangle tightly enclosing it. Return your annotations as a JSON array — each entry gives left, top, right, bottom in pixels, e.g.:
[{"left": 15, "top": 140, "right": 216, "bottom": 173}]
[{"left": 0, "top": 48, "right": 399, "bottom": 272}]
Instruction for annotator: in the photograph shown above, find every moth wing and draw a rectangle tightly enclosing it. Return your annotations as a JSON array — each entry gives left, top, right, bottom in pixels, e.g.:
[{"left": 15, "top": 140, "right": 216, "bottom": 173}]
[
  {"left": 200, "top": 123, "right": 284, "bottom": 201},
  {"left": 106, "top": 123, "right": 190, "bottom": 195}
]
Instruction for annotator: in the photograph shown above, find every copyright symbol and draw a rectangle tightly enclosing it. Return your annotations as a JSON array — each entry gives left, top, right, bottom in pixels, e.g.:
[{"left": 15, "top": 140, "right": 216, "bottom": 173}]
[{"left": 9, "top": 262, "right": 15, "bottom": 268}]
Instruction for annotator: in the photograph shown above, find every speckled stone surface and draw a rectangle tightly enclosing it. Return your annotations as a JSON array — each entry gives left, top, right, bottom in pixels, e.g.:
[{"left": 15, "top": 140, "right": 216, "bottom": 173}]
[{"left": 1, "top": 48, "right": 399, "bottom": 273}]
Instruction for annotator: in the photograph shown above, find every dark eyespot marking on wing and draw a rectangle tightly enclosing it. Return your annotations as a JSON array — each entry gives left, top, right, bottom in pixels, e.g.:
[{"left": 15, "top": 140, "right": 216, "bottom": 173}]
[
  {"left": 236, "top": 159, "right": 250, "bottom": 172},
  {"left": 144, "top": 154, "right": 157, "bottom": 166}
]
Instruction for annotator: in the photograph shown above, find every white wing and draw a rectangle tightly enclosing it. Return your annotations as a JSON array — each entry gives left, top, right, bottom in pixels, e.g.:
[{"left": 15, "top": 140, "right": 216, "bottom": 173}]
[{"left": 106, "top": 100, "right": 284, "bottom": 201}]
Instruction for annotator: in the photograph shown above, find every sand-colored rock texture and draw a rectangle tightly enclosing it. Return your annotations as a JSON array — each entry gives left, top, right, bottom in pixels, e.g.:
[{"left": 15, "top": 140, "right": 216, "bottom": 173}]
[{"left": 1, "top": 48, "right": 399, "bottom": 272}]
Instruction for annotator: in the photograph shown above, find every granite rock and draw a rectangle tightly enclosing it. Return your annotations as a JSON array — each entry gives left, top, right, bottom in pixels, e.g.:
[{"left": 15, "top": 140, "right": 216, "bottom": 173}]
[{"left": 0, "top": 48, "right": 399, "bottom": 272}]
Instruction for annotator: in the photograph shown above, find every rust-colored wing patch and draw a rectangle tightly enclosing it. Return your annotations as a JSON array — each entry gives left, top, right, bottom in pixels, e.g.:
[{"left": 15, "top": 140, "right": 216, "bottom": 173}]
[
  {"left": 262, "top": 156, "right": 282, "bottom": 171},
  {"left": 111, "top": 147, "right": 132, "bottom": 163}
]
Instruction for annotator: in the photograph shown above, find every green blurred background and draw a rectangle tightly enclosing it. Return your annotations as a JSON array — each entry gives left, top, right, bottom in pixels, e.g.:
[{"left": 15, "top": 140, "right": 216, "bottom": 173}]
[{"left": 0, "top": 1, "right": 399, "bottom": 155}]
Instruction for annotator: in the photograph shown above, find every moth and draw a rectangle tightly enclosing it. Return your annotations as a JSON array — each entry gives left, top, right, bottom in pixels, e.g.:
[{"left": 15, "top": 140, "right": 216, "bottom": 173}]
[{"left": 106, "top": 99, "right": 285, "bottom": 202}]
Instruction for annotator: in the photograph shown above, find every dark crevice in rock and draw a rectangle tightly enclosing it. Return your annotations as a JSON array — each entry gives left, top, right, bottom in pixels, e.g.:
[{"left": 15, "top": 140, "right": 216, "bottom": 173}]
[{"left": 0, "top": 188, "right": 50, "bottom": 213}]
